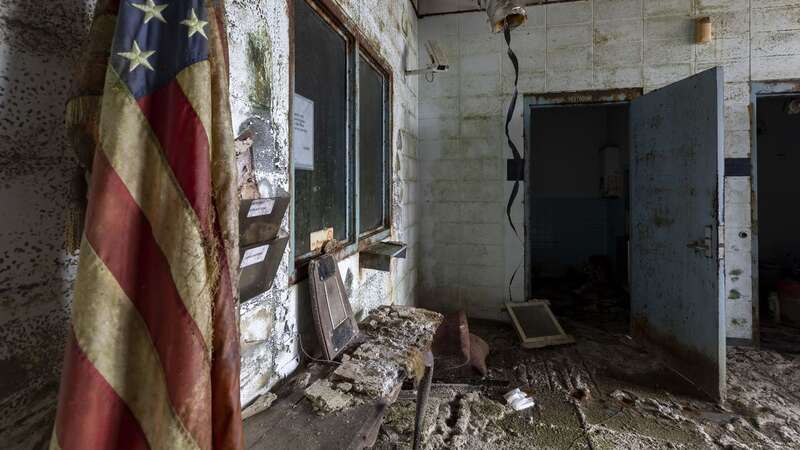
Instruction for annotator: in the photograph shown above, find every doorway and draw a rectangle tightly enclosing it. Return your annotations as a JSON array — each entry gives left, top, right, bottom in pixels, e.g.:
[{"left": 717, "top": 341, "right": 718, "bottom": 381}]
[
  {"left": 525, "top": 101, "right": 631, "bottom": 332},
  {"left": 523, "top": 69, "right": 727, "bottom": 401},
  {"left": 754, "top": 90, "right": 800, "bottom": 349}
]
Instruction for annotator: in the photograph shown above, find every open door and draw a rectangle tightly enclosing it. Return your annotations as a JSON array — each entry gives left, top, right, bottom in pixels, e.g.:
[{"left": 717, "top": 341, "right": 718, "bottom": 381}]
[{"left": 630, "top": 67, "right": 725, "bottom": 401}]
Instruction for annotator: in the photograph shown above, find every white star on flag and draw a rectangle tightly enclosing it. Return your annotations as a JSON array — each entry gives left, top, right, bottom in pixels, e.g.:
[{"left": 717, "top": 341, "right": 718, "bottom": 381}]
[
  {"left": 118, "top": 40, "right": 156, "bottom": 72},
  {"left": 131, "top": 0, "right": 168, "bottom": 24},
  {"left": 181, "top": 8, "right": 208, "bottom": 39}
]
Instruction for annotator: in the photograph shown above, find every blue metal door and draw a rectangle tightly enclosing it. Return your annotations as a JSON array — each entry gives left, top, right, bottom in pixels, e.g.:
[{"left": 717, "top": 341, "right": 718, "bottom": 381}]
[{"left": 630, "top": 68, "right": 725, "bottom": 401}]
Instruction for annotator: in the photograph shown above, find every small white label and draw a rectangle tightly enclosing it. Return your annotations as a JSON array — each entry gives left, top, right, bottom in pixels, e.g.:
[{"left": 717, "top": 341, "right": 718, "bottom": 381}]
[
  {"left": 293, "top": 94, "right": 314, "bottom": 171},
  {"left": 240, "top": 245, "right": 269, "bottom": 269},
  {"left": 247, "top": 198, "right": 275, "bottom": 218}
]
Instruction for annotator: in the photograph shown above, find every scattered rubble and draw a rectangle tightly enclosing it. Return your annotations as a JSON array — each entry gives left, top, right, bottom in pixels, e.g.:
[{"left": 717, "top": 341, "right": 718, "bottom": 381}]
[
  {"left": 303, "top": 306, "right": 442, "bottom": 414},
  {"left": 304, "top": 379, "right": 356, "bottom": 414},
  {"left": 241, "top": 392, "right": 278, "bottom": 420}
]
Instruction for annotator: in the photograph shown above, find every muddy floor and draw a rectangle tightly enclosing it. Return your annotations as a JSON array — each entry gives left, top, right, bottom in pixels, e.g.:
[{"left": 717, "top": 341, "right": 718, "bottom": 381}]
[{"left": 374, "top": 311, "right": 800, "bottom": 449}]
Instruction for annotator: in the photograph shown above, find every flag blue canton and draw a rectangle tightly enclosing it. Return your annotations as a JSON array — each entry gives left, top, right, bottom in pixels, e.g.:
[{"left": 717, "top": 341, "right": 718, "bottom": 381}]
[{"left": 111, "top": 0, "right": 209, "bottom": 99}]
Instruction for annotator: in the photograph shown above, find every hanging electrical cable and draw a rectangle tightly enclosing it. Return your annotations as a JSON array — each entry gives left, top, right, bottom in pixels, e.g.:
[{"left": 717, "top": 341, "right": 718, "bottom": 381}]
[{"left": 478, "top": 0, "right": 528, "bottom": 302}]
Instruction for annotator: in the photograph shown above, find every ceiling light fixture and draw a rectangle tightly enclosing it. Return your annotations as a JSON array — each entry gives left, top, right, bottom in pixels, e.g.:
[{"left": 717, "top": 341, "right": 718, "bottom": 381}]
[{"left": 477, "top": 0, "right": 528, "bottom": 33}]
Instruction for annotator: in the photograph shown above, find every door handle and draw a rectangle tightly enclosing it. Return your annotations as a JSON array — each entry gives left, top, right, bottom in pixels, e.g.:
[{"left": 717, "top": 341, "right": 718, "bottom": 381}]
[{"left": 686, "top": 240, "right": 709, "bottom": 251}]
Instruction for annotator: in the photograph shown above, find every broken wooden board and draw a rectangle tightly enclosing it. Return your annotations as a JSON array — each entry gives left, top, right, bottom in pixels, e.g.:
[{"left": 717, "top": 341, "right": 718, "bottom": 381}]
[{"left": 506, "top": 300, "right": 575, "bottom": 349}]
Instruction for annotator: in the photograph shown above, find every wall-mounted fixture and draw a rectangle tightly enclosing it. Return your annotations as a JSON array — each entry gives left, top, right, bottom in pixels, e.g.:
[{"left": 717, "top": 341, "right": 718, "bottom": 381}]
[
  {"left": 405, "top": 40, "right": 449, "bottom": 79},
  {"left": 695, "top": 17, "right": 712, "bottom": 44},
  {"left": 478, "top": 0, "right": 527, "bottom": 33}
]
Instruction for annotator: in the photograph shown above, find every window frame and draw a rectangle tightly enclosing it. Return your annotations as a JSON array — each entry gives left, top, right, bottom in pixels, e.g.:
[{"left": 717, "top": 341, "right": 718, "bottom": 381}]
[{"left": 289, "top": 0, "right": 393, "bottom": 282}]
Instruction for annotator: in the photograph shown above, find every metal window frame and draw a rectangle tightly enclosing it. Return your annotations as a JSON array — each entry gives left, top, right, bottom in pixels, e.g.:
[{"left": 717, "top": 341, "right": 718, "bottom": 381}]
[{"left": 290, "top": 0, "right": 394, "bottom": 283}]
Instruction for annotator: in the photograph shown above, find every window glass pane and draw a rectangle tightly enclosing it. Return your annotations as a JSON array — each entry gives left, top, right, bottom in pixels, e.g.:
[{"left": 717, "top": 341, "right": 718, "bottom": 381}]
[
  {"left": 358, "top": 55, "right": 387, "bottom": 234},
  {"left": 294, "top": 0, "right": 349, "bottom": 256}
]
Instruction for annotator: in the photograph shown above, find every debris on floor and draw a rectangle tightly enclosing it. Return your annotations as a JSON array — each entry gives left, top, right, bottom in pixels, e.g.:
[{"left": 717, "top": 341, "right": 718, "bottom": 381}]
[
  {"left": 375, "top": 314, "right": 800, "bottom": 449},
  {"left": 241, "top": 392, "right": 278, "bottom": 419}
]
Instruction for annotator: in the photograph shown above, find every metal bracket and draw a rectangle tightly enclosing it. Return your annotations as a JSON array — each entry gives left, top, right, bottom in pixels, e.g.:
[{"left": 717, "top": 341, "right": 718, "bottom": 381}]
[{"left": 507, "top": 158, "right": 524, "bottom": 181}]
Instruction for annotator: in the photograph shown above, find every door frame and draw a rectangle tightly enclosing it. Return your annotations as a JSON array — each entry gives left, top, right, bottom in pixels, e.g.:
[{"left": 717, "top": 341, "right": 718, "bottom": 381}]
[
  {"left": 749, "top": 80, "right": 800, "bottom": 345},
  {"left": 521, "top": 88, "right": 643, "bottom": 300}
]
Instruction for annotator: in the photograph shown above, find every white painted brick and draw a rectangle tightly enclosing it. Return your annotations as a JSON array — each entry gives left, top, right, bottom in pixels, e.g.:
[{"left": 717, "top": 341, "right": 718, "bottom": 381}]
[
  {"left": 696, "top": 0, "right": 749, "bottom": 14},
  {"left": 644, "top": 40, "right": 693, "bottom": 64},
  {"left": 459, "top": 12, "right": 491, "bottom": 35},
  {"left": 644, "top": 0, "right": 691, "bottom": 17},
  {"left": 548, "top": 24, "right": 593, "bottom": 49},
  {"left": 461, "top": 95, "right": 505, "bottom": 117},
  {"left": 547, "top": 1, "right": 593, "bottom": 26},
  {"left": 713, "top": 11, "right": 751, "bottom": 38},
  {"left": 642, "top": 0, "right": 689, "bottom": 17},
  {"left": 725, "top": 177, "right": 751, "bottom": 205},
  {"left": 460, "top": 74, "right": 501, "bottom": 97},
  {"left": 643, "top": 63, "right": 692, "bottom": 87},
  {"left": 503, "top": 70, "right": 547, "bottom": 94},
  {"left": 459, "top": 265, "right": 506, "bottom": 288},
  {"left": 504, "top": 48, "right": 547, "bottom": 76},
  {"left": 696, "top": 59, "right": 749, "bottom": 82},
  {"left": 594, "top": 66, "right": 643, "bottom": 88},
  {"left": 419, "top": 139, "right": 459, "bottom": 161},
  {"left": 726, "top": 300, "right": 753, "bottom": 339},
  {"left": 753, "top": 54, "right": 800, "bottom": 79},
  {"left": 460, "top": 34, "right": 502, "bottom": 57},
  {"left": 725, "top": 196, "right": 752, "bottom": 228},
  {"left": 420, "top": 95, "right": 458, "bottom": 119},
  {"left": 463, "top": 223, "right": 505, "bottom": 246},
  {"left": 547, "top": 46, "right": 593, "bottom": 70},
  {"left": 460, "top": 117, "right": 503, "bottom": 140},
  {"left": 752, "top": 30, "right": 800, "bottom": 57},
  {"left": 725, "top": 129, "right": 751, "bottom": 158},
  {"left": 754, "top": 0, "right": 800, "bottom": 8},
  {"left": 696, "top": 36, "right": 750, "bottom": 63},
  {"left": 420, "top": 117, "right": 458, "bottom": 141},
  {"left": 420, "top": 15, "right": 459, "bottom": 40},
  {"left": 460, "top": 138, "right": 497, "bottom": 159},
  {"left": 594, "top": 18, "right": 644, "bottom": 45},
  {"left": 460, "top": 52, "right": 502, "bottom": 76},
  {"left": 645, "top": 16, "right": 694, "bottom": 41},
  {"left": 526, "top": 5, "right": 547, "bottom": 28},
  {"left": 421, "top": 73, "right": 459, "bottom": 98},
  {"left": 724, "top": 82, "right": 750, "bottom": 103},
  {"left": 461, "top": 201, "right": 504, "bottom": 223},
  {"left": 546, "top": 68, "right": 594, "bottom": 91},
  {"left": 595, "top": 41, "right": 643, "bottom": 67},
  {"left": 725, "top": 103, "right": 751, "bottom": 132},
  {"left": 461, "top": 181, "right": 502, "bottom": 202},
  {"left": 595, "top": 0, "right": 643, "bottom": 21},
  {"left": 752, "top": 5, "right": 800, "bottom": 32}
]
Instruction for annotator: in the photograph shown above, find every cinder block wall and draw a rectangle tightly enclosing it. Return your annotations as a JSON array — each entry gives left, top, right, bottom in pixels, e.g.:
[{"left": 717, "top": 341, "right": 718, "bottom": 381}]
[{"left": 418, "top": 0, "right": 800, "bottom": 337}]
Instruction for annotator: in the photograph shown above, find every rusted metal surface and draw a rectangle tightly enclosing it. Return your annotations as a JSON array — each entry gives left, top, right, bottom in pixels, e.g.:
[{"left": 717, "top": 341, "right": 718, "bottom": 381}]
[
  {"left": 529, "top": 87, "right": 642, "bottom": 106},
  {"left": 629, "top": 67, "right": 725, "bottom": 402}
]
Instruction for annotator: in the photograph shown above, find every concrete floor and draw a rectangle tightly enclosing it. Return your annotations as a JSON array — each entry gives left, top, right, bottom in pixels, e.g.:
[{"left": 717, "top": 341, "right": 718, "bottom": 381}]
[{"left": 374, "top": 311, "right": 800, "bottom": 449}]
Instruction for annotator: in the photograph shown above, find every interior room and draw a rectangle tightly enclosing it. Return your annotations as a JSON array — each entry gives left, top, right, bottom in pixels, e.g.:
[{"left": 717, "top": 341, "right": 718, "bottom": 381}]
[
  {"left": 755, "top": 93, "right": 800, "bottom": 348},
  {"left": 3, "top": 0, "right": 800, "bottom": 449},
  {"left": 527, "top": 103, "right": 630, "bottom": 325}
]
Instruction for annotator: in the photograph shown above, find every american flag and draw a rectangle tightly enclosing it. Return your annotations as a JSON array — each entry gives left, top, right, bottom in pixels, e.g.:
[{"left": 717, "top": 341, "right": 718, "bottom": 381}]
[{"left": 54, "top": 0, "right": 242, "bottom": 448}]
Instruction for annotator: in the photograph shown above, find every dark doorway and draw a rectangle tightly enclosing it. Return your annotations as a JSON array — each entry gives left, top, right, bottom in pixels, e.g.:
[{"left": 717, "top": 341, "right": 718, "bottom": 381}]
[
  {"left": 756, "top": 94, "right": 800, "bottom": 349},
  {"left": 526, "top": 102, "right": 631, "bottom": 331}
]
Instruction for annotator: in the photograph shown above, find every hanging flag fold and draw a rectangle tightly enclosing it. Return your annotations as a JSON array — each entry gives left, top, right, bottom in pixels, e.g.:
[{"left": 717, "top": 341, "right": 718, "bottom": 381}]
[{"left": 55, "top": 0, "right": 242, "bottom": 448}]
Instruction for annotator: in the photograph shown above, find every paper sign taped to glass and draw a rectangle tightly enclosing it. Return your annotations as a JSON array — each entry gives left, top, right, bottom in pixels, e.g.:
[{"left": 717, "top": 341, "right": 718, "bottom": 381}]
[{"left": 293, "top": 93, "right": 314, "bottom": 171}]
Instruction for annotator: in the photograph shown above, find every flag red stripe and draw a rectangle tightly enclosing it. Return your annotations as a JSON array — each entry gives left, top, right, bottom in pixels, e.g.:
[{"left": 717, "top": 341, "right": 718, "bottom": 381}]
[
  {"left": 85, "top": 150, "right": 212, "bottom": 446},
  {"left": 54, "top": 333, "right": 150, "bottom": 450},
  {"left": 210, "top": 213, "right": 243, "bottom": 449},
  {"left": 137, "top": 79, "right": 212, "bottom": 227}
]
